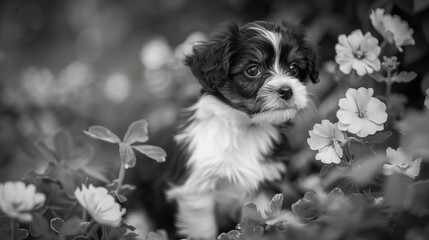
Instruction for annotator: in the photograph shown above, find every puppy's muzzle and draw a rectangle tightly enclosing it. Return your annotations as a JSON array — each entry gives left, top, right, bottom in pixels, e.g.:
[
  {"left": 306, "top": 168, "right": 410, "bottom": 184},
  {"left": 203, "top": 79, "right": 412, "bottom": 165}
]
[{"left": 277, "top": 87, "right": 293, "bottom": 101}]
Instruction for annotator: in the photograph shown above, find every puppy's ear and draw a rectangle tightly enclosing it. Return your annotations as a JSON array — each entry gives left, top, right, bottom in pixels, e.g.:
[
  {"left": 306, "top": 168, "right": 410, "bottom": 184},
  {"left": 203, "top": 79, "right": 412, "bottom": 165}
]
[
  {"left": 185, "top": 23, "right": 239, "bottom": 92},
  {"left": 306, "top": 45, "right": 320, "bottom": 83}
]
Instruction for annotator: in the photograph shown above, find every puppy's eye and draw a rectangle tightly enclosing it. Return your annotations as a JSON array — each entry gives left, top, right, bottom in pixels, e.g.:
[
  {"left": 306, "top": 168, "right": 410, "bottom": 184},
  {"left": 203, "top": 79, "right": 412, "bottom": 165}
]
[
  {"left": 289, "top": 64, "right": 299, "bottom": 76},
  {"left": 245, "top": 65, "right": 261, "bottom": 77}
]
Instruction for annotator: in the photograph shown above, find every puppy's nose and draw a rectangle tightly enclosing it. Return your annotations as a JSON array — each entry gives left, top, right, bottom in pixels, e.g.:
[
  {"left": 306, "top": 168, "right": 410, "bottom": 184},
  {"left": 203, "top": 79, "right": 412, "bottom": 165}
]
[{"left": 277, "top": 87, "right": 293, "bottom": 100}]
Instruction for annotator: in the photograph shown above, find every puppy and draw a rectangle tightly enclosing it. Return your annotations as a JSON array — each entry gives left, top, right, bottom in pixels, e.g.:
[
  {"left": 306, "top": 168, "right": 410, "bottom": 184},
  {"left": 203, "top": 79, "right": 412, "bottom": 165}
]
[{"left": 166, "top": 21, "right": 319, "bottom": 240}]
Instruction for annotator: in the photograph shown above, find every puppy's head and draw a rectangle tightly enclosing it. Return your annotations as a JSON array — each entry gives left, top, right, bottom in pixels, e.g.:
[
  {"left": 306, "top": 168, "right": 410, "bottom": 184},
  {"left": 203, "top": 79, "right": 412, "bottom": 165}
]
[{"left": 185, "top": 21, "right": 319, "bottom": 125}]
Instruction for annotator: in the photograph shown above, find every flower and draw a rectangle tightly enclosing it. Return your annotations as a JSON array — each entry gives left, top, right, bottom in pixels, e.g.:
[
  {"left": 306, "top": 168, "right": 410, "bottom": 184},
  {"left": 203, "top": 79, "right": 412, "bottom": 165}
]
[
  {"left": 74, "top": 184, "right": 126, "bottom": 227},
  {"left": 0, "top": 181, "right": 45, "bottom": 222},
  {"left": 335, "top": 30, "right": 381, "bottom": 76},
  {"left": 383, "top": 147, "right": 422, "bottom": 179},
  {"left": 307, "top": 120, "right": 346, "bottom": 164},
  {"left": 337, "top": 88, "right": 388, "bottom": 137},
  {"left": 370, "top": 8, "right": 415, "bottom": 52},
  {"left": 425, "top": 88, "right": 429, "bottom": 109}
]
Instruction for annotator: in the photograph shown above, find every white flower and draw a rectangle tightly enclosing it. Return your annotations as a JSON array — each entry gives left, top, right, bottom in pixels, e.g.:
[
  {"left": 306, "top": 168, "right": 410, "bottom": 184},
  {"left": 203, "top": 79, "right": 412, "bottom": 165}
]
[
  {"left": 307, "top": 120, "right": 346, "bottom": 164},
  {"left": 335, "top": 30, "right": 381, "bottom": 76},
  {"left": 74, "top": 185, "right": 126, "bottom": 227},
  {"left": 383, "top": 147, "right": 422, "bottom": 179},
  {"left": 0, "top": 181, "right": 46, "bottom": 222},
  {"left": 337, "top": 88, "right": 388, "bottom": 137},
  {"left": 370, "top": 8, "right": 415, "bottom": 52},
  {"left": 425, "top": 88, "right": 429, "bottom": 109}
]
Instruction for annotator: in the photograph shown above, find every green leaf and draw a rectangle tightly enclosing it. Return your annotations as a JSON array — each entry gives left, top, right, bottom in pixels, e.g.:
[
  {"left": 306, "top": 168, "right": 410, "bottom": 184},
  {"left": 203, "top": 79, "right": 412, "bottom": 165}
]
[
  {"left": 383, "top": 173, "right": 410, "bottom": 208},
  {"left": 241, "top": 202, "right": 264, "bottom": 223},
  {"left": 59, "top": 217, "right": 82, "bottom": 236},
  {"left": 265, "top": 194, "right": 283, "bottom": 219},
  {"left": 50, "top": 218, "right": 64, "bottom": 234},
  {"left": 15, "top": 228, "right": 29, "bottom": 240},
  {"left": 391, "top": 71, "right": 417, "bottom": 83},
  {"left": 54, "top": 130, "right": 73, "bottom": 162},
  {"left": 72, "top": 236, "right": 88, "bottom": 240},
  {"left": 80, "top": 167, "right": 109, "bottom": 183},
  {"left": 241, "top": 225, "right": 264, "bottom": 240},
  {"left": 34, "top": 139, "right": 59, "bottom": 163},
  {"left": 123, "top": 119, "right": 149, "bottom": 145},
  {"left": 84, "top": 126, "right": 121, "bottom": 144},
  {"left": 29, "top": 212, "right": 50, "bottom": 237},
  {"left": 69, "top": 146, "right": 95, "bottom": 170},
  {"left": 347, "top": 155, "right": 386, "bottom": 186},
  {"left": 119, "top": 143, "right": 136, "bottom": 168},
  {"left": 291, "top": 192, "right": 321, "bottom": 220},
  {"left": 132, "top": 145, "right": 166, "bottom": 163},
  {"left": 365, "top": 131, "right": 392, "bottom": 144},
  {"left": 90, "top": 224, "right": 100, "bottom": 240},
  {"left": 370, "top": 72, "right": 387, "bottom": 82},
  {"left": 404, "top": 180, "right": 429, "bottom": 217}
]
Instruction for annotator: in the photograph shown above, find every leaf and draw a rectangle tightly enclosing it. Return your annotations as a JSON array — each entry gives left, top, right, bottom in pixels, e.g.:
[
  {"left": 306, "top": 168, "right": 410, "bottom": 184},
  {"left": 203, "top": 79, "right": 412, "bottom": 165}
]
[
  {"left": 391, "top": 71, "right": 417, "bottom": 83},
  {"left": 90, "top": 224, "right": 100, "bottom": 240},
  {"left": 348, "top": 155, "right": 386, "bottom": 186},
  {"left": 370, "top": 72, "right": 387, "bottom": 82},
  {"left": 29, "top": 212, "right": 50, "bottom": 237},
  {"left": 145, "top": 229, "right": 168, "bottom": 240},
  {"left": 132, "top": 145, "right": 166, "bottom": 163},
  {"left": 123, "top": 119, "right": 149, "bottom": 145},
  {"left": 15, "top": 228, "right": 29, "bottom": 240},
  {"left": 365, "top": 131, "right": 392, "bottom": 144},
  {"left": 59, "top": 217, "right": 82, "bottom": 236},
  {"left": 54, "top": 130, "right": 73, "bottom": 162},
  {"left": 72, "top": 236, "right": 88, "bottom": 240},
  {"left": 319, "top": 164, "right": 334, "bottom": 176},
  {"left": 84, "top": 126, "right": 121, "bottom": 144},
  {"left": 404, "top": 180, "right": 429, "bottom": 217},
  {"left": 69, "top": 146, "right": 95, "bottom": 169},
  {"left": 80, "top": 167, "right": 109, "bottom": 183},
  {"left": 291, "top": 192, "right": 321, "bottom": 220},
  {"left": 265, "top": 194, "right": 283, "bottom": 219},
  {"left": 120, "top": 143, "right": 136, "bottom": 168},
  {"left": 383, "top": 174, "right": 410, "bottom": 208},
  {"left": 50, "top": 218, "right": 64, "bottom": 234},
  {"left": 241, "top": 202, "right": 264, "bottom": 223},
  {"left": 34, "top": 139, "right": 59, "bottom": 163},
  {"left": 241, "top": 225, "right": 264, "bottom": 240}
]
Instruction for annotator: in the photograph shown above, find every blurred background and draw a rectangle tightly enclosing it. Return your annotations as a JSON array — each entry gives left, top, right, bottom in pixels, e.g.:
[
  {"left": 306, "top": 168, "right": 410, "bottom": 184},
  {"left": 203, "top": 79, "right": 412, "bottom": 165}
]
[{"left": 1, "top": 0, "right": 429, "bottom": 228}]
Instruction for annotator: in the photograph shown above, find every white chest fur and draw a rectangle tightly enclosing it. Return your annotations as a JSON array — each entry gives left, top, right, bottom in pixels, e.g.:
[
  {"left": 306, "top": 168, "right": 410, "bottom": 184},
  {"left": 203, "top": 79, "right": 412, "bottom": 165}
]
[{"left": 171, "top": 94, "right": 286, "bottom": 196}]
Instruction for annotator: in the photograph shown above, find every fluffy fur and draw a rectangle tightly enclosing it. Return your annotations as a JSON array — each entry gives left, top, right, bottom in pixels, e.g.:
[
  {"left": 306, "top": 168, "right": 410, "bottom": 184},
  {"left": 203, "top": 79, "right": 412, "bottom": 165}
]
[{"left": 166, "top": 21, "right": 319, "bottom": 239}]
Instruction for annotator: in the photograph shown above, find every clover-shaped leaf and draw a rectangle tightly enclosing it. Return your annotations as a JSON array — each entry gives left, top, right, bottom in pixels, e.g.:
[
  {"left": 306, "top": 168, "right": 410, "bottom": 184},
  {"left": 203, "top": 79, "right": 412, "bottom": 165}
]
[
  {"left": 241, "top": 202, "right": 264, "bottom": 223},
  {"left": 291, "top": 191, "right": 321, "bottom": 221},
  {"left": 123, "top": 119, "right": 149, "bottom": 145},
  {"left": 392, "top": 71, "right": 417, "bottom": 83},
  {"left": 265, "top": 194, "right": 283, "bottom": 219},
  {"left": 132, "top": 145, "right": 166, "bottom": 163},
  {"left": 50, "top": 218, "right": 64, "bottom": 234},
  {"left": 84, "top": 119, "right": 167, "bottom": 168},
  {"left": 84, "top": 126, "right": 121, "bottom": 144}
]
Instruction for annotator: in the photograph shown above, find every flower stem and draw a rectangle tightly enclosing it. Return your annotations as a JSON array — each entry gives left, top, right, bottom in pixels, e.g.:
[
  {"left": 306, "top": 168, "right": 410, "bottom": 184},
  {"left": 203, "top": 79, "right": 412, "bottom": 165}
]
[
  {"left": 385, "top": 69, "right": 392, "bottom": 100},
  {"left": 10, "top": 219, "right": 14, "bottom": 240},
  {"left": 115, "top": 163, "right": 127, "bottom": 193}
]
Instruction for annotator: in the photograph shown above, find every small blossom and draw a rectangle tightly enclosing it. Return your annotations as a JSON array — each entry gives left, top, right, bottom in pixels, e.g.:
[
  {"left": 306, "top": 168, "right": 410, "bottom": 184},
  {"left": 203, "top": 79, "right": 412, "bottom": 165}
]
[
  {"left": 337, "top": 88, "right": 388, "bottom": 137},
  {"left": 307, "top": 120, "right": 346, "bottom": 164},
  {"left": 383, "top": 147, "right": 422, "bottom": 179},
  {"left": 370, "top": 8, "right": 415, "bottom": 52},
  {"left": 74, "top": 184, "right": 126, "bottom": 227},
  {"left": 335, "top": 30, "right": 381, "bottom": 76},
  {"left": 381, "top": 56, "right": 400, "bottom": 71},
  {"left": 425, "top": 88, "right": 429, "bottom": 109},
  {"left": 0, "top": 181, "right": 46, "bottom": 222}
]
